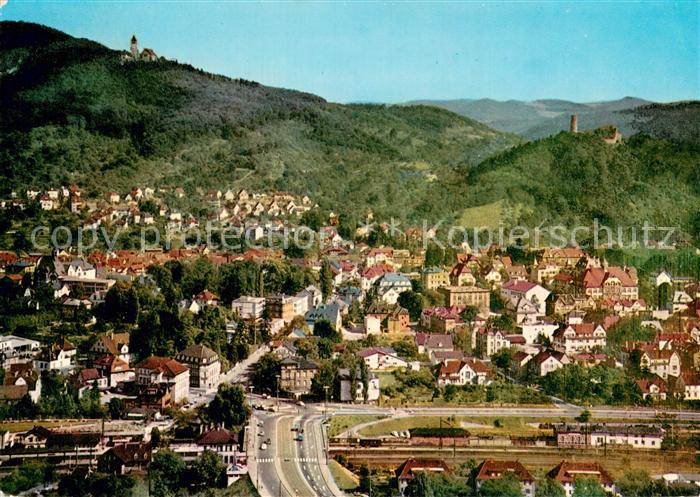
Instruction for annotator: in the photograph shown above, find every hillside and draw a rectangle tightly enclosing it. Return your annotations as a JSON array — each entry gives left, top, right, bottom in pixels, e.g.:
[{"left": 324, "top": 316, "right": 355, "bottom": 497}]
[
  {"left": 0, "top": 21, "right": 518, "bottom": 223},
  {"left": 406, "top": 97, "right": 651, "bottom": 139},
  {"left": 460, "top": 123, "right": 700, "bottom": 239}
]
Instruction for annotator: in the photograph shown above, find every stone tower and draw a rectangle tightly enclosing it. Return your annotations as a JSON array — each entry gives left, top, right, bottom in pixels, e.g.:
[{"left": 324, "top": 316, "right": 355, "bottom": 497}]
[
  {"left": 570, "top": 114, "right": 578, "bottom": 133},
  {"left": 130, "top": 35, "right": 139, "bottom": 60}
]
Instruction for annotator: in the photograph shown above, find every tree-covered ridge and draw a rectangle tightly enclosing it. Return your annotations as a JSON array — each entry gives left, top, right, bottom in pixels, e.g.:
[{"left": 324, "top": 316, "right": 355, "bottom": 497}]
[
  {"left": 463, "top": 126, "right": 700, "bottom": 235},
  {"left": 0, "top": 21, "right": 518, "bottom": 223}
]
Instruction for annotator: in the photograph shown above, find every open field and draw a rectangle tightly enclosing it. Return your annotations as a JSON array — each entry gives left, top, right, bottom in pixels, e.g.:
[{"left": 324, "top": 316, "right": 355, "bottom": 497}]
[
  {"left": 328, "top": 414, "right": 386, "bottom": 438},
  {"left": 357, "top": 415, "right": 554, "bottom": 437}
]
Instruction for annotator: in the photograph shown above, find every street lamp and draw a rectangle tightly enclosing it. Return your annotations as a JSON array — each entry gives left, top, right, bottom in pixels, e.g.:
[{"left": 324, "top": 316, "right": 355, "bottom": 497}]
[
  {"left": 275, "top": 374, "right": 280, "bottom": 409},
  {"left": 323, "top": 385, "right": 330, "bottom": 421}
]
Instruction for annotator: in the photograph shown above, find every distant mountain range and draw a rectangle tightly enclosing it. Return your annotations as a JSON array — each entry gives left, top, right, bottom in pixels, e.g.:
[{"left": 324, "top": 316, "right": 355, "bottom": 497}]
[
  {"left": 1, "top": 21, "right": 698, "bottom": 237},
  {"left": 405, "top": 97, "right": 652, "bottom": 139}
]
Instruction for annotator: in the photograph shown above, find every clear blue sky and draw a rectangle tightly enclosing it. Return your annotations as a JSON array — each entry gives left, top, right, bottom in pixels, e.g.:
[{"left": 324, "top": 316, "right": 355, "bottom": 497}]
[{"left": 2, "top": 1, "right": 698, "bottom": 103}]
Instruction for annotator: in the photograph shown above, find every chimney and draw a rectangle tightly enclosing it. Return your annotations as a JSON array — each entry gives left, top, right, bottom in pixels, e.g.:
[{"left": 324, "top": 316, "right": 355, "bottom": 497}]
[{"left": 570, "top": 114, "right": 578, "bottom": 133}]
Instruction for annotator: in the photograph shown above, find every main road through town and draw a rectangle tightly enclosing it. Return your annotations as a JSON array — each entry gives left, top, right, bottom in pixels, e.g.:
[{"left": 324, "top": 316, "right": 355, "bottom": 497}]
[{"left": 249, "top": 404, "right": 343, "bottom": 497}]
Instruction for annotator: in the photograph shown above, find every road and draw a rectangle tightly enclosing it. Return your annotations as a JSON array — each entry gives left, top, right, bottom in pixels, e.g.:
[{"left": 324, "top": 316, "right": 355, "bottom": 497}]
[{"left": 249, "top": 403, "right": 344, "bottom": 497}]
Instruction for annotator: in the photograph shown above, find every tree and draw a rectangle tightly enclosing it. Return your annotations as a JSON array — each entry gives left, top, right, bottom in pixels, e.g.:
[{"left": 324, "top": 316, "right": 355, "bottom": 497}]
[
  {"left": 398, "top": 290, "right": 423, "bottom": 321},
  {"left": 572, "top": 477, "right": 606, "bottom": 497},
  {"left": 108, "top": 398, "right": 126, "bottom": 420},
  {"left": 151, "top": 427, "right": 162, "bottom": 448},
  {"left": 478, "top": 474, "right": 522, "bottom": 497},
  {"left": 404, "top": 471, "right": 471, "bottom": 497},
  {"left": 208, "top": 384, "right": 251, "bottom": 428},
  {"left": 575, "top": 409, "right": 592, "bottom": 423},
  {"left": 313, "top": 319, "right": 341, "bottom": 341},
  {"left": 101, "top": 281, "right": 140, "bottom": 324},
  {"left": 460, "top": 305, "right": 479, "bottom": 324},
  {"left": 616, "top": 469, "right": 652, "bottom": 497},
  {"left": 535, "top": 478, "right": 566, "bottom": 497},
  {"left": 358, "top": 464, "right": 371, "bottom": 493},
  {"left": 150, "top": 450, "right": 185, "bottom": 497},
  {"left": 250, "top": 353, "right": 281, "bottom": 395},
  {"left": 491, "top": 347, "right": 512, "bottom": 370},
  {"left": 320, "top": 258, "right": 333, "bottom": 301},
  {"left": 185, "top": 450, "right": 225, "bottom": 492}
]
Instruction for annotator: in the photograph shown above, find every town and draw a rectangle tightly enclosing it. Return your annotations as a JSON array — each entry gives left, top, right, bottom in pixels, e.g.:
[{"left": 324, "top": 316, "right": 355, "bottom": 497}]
[
  {"left": 1, "top": 3, "right": 699, "bottom": 497},
  {"left": 0, "top": 179, "right": 699, "bottom": 496}
]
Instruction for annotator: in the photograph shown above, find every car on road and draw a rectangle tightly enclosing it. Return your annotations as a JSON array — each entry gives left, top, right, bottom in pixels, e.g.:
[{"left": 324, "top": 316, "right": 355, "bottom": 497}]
[
  {"left": 291, "top": 424, "right": 299, "bottom": 431},
  {"left": 295, "top": 434, "right": 304, "bottom": 442},
  {"left": 260, "top": 443, "right": 267, "bottom": 450}
]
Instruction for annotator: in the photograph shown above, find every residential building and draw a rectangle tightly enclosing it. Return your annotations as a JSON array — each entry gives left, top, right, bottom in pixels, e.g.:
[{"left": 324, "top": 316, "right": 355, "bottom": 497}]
[
  {"left": 438, "top": 286, "right": 490, "bottom": 311},
  {"left": 421, "top": 267, "right": 449, "bottom": 291},
  {"left": 436, "top": 359, "right": 491, "bottom": 386},
  {"left": 94, "top": 355, "right": 134, "bottom": 387},
  {"left": 639, "top": 350, "right": 681, "bottom": 379},
  {"left": 547, "top": 461, "right": 616, "bottom": 497},
  {"left": 280, "top": 357, "right": 319, "bottom": 397},
  {"left": 449, "top": 263, "right": 476, "bottom": 286},
  {"left": 528, "top": 350, "right": 570, "bottom": 377},
  {"left": 414, "top": 333, "right": 453, "bottom": 355},
  {"left": 474, "top": 459, "right": 535, "bottom": 497},
  {"left": 134, "top": 356, "right": 190, "bottom": 404},
  {"left": 175, "top": 344, "right": 221, "bottom": 392},
  {"left": 90, "top": 332, "right": 131, "bottom": 364},
  {"left": 357, "top": 347, "right": 408, "bottom": 370},
  {"left": 552, "top": 324, "right": 607, "bottom": 354},
  {"left": 169, "top": 428, "right": 240, "bottom": 465},
  {"left": 0, "top": 335, "right": 41, "bottom": 369},
  {"left": 3, "top": 364, "right": 41, "bottom": 403},
  {"left": 582, "top": 266, "right": 639, "bottom": 300},
  {"left": 305, "top": 303, "right": 342, "bottom": 331},
  {"left": 231, "top": 296, "right": 266, "bottom": 320},
  {"left": 364, "top": 303, "right": 410, "bottom": 333},
  {"left": 635, "top": 377, "right": 668, "bottom": 401},
  {"left": 395, "top": 458, "right": 450, "bottom": 495},
  {"left": 501, "top": 280, "right": 550, "bottom": 315},
  {"left": 34, "top": 339, "right": 76, "bottom": 373}
]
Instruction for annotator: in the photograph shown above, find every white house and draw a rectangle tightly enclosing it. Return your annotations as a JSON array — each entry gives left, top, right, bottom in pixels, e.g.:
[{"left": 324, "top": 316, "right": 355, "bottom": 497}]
[
  {"left": 501, "top": 280, "right": 550, "bottom": 316},
  {"left": 357, "top": 347, "right": 408, "bottom": 370},
  {"left": 552, "top": 323, "right": 607, "bottom": 354}
]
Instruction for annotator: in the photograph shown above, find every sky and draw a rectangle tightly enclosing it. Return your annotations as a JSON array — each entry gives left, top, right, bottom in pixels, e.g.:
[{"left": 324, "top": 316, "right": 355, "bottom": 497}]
[{"left": 1, "top": 1, "right": 698, "bottom": 104}]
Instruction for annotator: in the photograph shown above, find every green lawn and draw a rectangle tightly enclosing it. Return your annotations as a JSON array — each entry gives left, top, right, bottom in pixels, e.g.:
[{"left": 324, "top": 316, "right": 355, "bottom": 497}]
[
  {"left": 329, "top": 460, "right": 359, "bottom": 491},
  {"left": 358, "top": 415, "right": 555, "bottom": 438},
  {"left": 457, "top": 200, "right": 505, "bottom": 228},
  {"left": 328, "top": 414, "right": 385, "bottom": 438},
  {"left": 359, "top": 416, "right": 462, "bottom": 437}
]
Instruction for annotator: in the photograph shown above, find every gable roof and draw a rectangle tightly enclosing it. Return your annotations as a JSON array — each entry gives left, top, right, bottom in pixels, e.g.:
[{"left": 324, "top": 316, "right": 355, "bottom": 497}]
[
  {"left": 395, "top": 458, "right": 450, "bottom": 480},
  {"left": 135, "top": 356, "right": 188, "bottom": 377},
  {"left": 475, "top": 459, "right": 534, "bottom": 483},
  {"left": 547, "top": 461, "right": 614, "bottom": 486}
]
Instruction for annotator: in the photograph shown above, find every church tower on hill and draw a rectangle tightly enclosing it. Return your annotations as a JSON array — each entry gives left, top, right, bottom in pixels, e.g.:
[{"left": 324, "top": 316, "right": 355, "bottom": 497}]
[{"left": 130, "top": 35, "right": 139, "bottom": 60}]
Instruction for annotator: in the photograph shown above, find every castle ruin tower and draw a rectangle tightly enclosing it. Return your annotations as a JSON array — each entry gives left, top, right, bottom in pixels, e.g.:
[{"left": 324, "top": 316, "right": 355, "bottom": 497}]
[
  {"left": 130, "top": 35, "right": 139, "bottom": 60},
  {"left": 570, "top": 114, "right": 578, "bottom": 133}
]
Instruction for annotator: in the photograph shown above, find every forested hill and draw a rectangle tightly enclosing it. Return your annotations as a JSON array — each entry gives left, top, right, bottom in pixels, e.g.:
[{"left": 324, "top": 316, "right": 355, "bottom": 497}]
[
  {"left": 0, "top": 21, "right": 518, "bottom": 223},
  {"left": 461, "top": 120, "right": 700, "bottom": 238}
]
